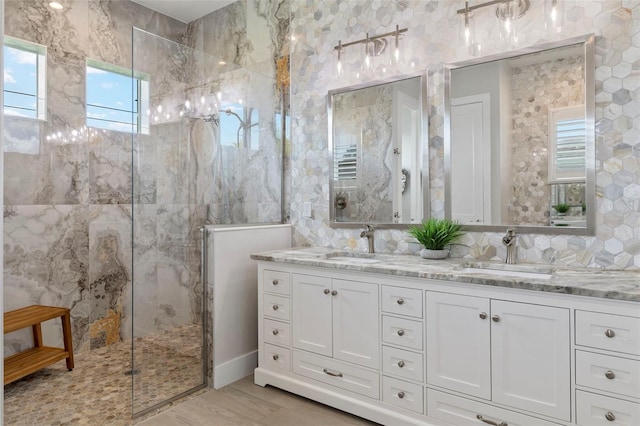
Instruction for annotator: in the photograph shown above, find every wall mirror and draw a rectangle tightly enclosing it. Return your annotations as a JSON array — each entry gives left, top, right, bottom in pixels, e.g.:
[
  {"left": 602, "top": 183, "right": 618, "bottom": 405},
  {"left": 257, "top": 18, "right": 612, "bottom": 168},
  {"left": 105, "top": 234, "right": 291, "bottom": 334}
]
[
  {"left": 445, "top": 34, "right": 595, "bottom": 235},
  {"left": 329, "top": 73, "right": 428, "bottom": 227}
]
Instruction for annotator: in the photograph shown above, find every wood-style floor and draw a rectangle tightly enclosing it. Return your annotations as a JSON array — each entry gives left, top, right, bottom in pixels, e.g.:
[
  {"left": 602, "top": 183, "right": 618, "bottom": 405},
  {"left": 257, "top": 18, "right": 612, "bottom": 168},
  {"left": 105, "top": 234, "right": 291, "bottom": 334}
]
[{"left": 136, "top": 375, "right": 379, "bottom": 426}]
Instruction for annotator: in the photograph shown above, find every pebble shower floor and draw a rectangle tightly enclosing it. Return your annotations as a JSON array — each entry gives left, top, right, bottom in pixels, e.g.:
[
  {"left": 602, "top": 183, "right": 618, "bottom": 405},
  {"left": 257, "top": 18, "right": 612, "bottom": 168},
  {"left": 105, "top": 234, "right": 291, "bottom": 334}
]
[{"left": 4, "top": 324, "right": 203, "bottom": 425}]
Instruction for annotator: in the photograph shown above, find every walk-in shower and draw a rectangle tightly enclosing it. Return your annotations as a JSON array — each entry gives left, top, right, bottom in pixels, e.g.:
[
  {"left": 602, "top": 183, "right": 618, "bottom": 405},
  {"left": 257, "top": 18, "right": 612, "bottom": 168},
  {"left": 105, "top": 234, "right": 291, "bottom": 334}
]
[{"left": 131, "top": 27, "right": 284, "bottom": 416}]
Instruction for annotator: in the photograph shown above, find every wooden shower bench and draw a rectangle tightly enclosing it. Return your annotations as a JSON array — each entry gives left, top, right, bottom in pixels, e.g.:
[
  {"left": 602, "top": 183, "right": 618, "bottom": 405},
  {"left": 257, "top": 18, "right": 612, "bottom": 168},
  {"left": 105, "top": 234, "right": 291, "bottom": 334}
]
[{"left": 4, "top": 305, "right": 74, "bottom": 385}]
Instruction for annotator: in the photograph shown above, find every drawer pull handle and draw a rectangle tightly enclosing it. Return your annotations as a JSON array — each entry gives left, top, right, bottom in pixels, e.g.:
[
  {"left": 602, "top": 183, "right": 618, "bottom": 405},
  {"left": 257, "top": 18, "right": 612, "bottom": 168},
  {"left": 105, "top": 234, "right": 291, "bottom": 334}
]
[
  {"left": 397, "top": 391, "right": 405, "bottom": 399},
  {"left": 331, "top": 290, "right": 338, "bottom": 296},
  {"left": 323, "top": 289, "right": 330, "bottom": 295},
  {"left": 605, "top": 412, "right": 616, "bottom": 422},
  {"left": 397, "top": 360, "right": 405, "bottom": 368},
  {"left": 323, "top": 368, "right": 343, "bottom": 378},
  {"left": 397, "top": 329, "right": 405, "bottom": 336},
  {"left": 479, "top": 312, "right": 487, "bottom": 320},
  {"left": 476, "top": 414, "right": 507, "bottom": 426},
  {"left": 605, "top": 370, "right": 615, "bottom": 380},
  {"left": 605, "top": 329, "right": 616, "bottom": 338},
  {"left": 397, "top": 298, "right": 405, "bottom": 305},
  {"left": 272, "top": 305, "right": 279, "bottom": 311},
  {"left": 491, "top": 315, "right": 500, "bottom": 323},
  {"left": 272, "top": 329, "right": 279, "bottom": 336},
  {"left": 272, "top": 354, "right": 279, "bottom": 361},
  {"left": 272, "top": 279, "right": 279, "bottom": 285}
]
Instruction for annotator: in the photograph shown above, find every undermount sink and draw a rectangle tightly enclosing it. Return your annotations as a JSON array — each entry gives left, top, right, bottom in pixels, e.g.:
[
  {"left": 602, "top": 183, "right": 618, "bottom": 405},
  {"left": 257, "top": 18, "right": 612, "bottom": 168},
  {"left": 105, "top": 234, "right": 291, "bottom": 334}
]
[
  {"left": 460, "top": 267, "right": 553, "bottom": 280},
  {"left": 324, "top": 252, "right": 381, "bottom": 264}
]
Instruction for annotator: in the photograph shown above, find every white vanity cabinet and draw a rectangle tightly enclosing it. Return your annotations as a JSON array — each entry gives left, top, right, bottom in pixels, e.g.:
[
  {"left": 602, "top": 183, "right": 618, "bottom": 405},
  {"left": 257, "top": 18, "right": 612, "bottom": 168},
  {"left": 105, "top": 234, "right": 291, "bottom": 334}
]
[
  {"left": 254, "top": 258, "right": 640, "bottom": 426},
  {"left": 291, "top": 274, "right": 379, "bottom": 369},
  {"left": 426, "top": 292, "right": 571, "bottom": 421}
]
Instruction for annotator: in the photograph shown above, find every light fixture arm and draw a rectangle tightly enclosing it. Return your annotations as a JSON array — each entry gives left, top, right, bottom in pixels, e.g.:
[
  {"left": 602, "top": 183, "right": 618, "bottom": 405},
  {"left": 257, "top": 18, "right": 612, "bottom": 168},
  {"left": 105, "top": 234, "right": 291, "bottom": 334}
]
[
  {"left": 457, "top": 0, "right": 530, "bottom": 20},
  {"left": 333, "top": 26, "right": 408, "bottom": 52}
]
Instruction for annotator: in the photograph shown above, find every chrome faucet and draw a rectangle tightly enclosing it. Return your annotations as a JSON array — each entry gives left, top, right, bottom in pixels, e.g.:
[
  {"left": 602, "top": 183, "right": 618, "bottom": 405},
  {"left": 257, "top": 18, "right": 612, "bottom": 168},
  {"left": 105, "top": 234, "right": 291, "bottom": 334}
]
[
  {"left": 360, "top": 225, "right": 375, "bottom": 253},
  {"left": 502, "top": 228, "right": 517, "bottom": 264}
]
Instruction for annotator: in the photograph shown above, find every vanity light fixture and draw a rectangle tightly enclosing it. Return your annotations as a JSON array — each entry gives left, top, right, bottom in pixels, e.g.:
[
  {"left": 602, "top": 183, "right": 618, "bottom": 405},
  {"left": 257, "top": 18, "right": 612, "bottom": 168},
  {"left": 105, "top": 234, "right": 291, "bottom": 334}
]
[
  {"left": 544, "top": 0, "right": 564, "bottom": 32},
  {"left": 333, "top": 25, "right": 408, "bottom": 78},
  {"left": 458, "top": 0, "right": 531, "bottom": 53}
]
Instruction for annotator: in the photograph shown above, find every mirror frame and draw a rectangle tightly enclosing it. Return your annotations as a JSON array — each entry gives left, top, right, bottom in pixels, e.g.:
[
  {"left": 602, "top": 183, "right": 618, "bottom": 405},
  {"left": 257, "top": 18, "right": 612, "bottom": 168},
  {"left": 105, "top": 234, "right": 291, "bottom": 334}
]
[
  {"left": 444, "top": 34, "right": 595, "bottom": 235},
  {"left": 328, "top": 71, "right": 429, "bottom": 229}
]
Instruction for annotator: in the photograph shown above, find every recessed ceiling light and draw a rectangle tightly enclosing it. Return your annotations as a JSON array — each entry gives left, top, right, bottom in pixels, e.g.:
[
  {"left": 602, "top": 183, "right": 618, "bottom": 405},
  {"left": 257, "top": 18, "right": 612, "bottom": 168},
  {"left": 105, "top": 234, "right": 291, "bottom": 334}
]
[
  {"left": 218, "top": 60, "right": 226, "bottom": 65},
  {"left": 49, "top": 1, "right": 63, "bottom": 9}
]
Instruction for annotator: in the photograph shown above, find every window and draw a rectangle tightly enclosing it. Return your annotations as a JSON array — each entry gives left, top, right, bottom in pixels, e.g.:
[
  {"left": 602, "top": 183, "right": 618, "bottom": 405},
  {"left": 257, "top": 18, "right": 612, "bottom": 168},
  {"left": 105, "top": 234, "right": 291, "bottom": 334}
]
[
  {"left": 548, "top": 105, "right": 586, "bottom": 183},
  {"left": 334, "top": 143, "right": 358, "bottom": 181},
  {"left": 3, "top": 36, "right": 46, "bottom": 120},
  {"left": 86, "top": 59, "right": 149, "bottom": 134}
]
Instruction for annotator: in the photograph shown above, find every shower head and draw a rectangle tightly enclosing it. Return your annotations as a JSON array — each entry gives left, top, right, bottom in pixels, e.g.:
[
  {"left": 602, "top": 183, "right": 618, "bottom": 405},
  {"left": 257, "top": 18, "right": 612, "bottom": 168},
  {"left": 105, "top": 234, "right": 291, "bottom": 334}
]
[{"left": 224, "top": 108, "right": 246, "bottom": 127}]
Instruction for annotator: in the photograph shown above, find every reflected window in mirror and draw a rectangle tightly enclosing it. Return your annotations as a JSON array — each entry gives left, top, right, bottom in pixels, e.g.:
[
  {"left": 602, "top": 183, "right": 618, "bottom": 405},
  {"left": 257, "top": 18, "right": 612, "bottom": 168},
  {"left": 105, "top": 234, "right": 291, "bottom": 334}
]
[{"left": 445, "top": 35, "right": 595, "bottom": 235}]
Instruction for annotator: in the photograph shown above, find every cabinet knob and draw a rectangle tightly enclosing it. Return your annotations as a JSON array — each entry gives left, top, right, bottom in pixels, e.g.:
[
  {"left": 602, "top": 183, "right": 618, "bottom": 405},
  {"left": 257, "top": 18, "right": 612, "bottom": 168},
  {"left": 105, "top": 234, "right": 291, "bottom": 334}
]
[
  {"left": 272, "top": 354, "right": 279, "bottom": 361},
  {"left": 323, "top": 289, "right": 330, "bottom": 295},
  {"left": 605, "top": 412, "right": 615, "bottom": 422},
  {"left": 331, "top": 290, "right": 338, "bottom": 296},
  {"left": 397, "top": 298, "right": 405, "bottom": 305},
  {"left": 397, "top": 329, "right": 405, "bottom": 336},
  {"left": 397, "top": 391, "right": 405, "bottom": 399},
  {"left": 272, "top": 279, "right": 279, "bottom": 285},
  {"left": 491, "top": 315, "right": 500, "bottom": 323},
  {"left": 605, "top": 370, "right": 615, "bottom": 380},
  {"left": 272, "top": 329, "right": 279, "bottom": 336},
  {"left": 479, "top": 312, "right": 487, "bottom": 320},
  {"left": 397, "top": 360, "right": 405, "bottom": 368},
  {"left": 605, "top": 329, "right": 615, "bottom": 338},
  {"left": 272, "top": 304, "right": 279, "bottom": 311}
]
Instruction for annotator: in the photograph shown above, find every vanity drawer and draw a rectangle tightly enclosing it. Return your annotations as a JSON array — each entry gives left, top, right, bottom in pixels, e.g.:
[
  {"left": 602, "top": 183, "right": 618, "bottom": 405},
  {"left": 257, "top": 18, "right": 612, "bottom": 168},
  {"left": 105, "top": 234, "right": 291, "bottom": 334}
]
[
  {"left": 576, "top": 351, "right": 640, "bottom": 398},
  {"left": 263, "top": 294, "right": 290, "bottom": 321},
  {"left": 263, "top": 318, "right": 291, "bottom": 347},
  {"left": 263, "top": 343, "right": 290, "bottom": 372},
  {"left": 292, "top": 350, "right": 379, "bottom": 399},
  {"left": 382, "top": 286, "right": 423, "bottom": 318},
  {"left": 264, "top": 269, "right": 290, "bottom": 296},
  {"left": 382, "top": 345, "right": 423, "bottom": 382},
  {"left": 576, "top": 311, "right": 640, "bottom": 356},
  {"left": 382, "top": 376, "right": 423, "bottom": 414},
  {"left": 576, "top": 390, "right": 640, "bottom": 425},
  {"left": 427, "top": 389, "right": 562, "bottom": 426},
  {"left": 382, "top": 315, "right": 423, "bottom": 351}
]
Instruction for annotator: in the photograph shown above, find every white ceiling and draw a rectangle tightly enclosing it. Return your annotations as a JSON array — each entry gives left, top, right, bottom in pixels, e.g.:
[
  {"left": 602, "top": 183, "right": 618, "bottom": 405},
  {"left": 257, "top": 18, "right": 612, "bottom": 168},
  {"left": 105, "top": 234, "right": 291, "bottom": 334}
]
[{"left": 130, "top": 0, "right": 237, "bottom": 24}]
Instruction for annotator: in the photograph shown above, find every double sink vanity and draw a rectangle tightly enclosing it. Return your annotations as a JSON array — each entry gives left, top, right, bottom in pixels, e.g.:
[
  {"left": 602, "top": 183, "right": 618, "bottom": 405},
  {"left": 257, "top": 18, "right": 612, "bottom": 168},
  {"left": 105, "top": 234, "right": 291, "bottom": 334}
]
[
  {"left": 252, "top": 29, "right": 639, "bottom": 426},
  {"left": 252, "top": 248, "right": 639, "bottom": 426}
]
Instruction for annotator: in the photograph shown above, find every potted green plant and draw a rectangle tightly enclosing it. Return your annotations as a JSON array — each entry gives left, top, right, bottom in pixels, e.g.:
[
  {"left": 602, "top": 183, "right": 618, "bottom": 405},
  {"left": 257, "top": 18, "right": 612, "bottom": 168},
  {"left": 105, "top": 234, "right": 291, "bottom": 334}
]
[
  {"left": 553, "top": 203, "right": 570, "bottom": 216},
  {"left": 408, "top": 218, "right": 464, "bottom": 259}
]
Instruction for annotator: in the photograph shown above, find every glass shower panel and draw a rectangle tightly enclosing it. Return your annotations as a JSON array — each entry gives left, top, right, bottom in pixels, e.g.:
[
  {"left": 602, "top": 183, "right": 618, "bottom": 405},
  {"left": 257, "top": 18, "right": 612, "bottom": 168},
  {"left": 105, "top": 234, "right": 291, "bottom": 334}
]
[
  {"left": 131, "top": 28, "right": 209, "bottom": 415},
  {"left": 131, "top": 27, "right": 282, "bottom": 415}
]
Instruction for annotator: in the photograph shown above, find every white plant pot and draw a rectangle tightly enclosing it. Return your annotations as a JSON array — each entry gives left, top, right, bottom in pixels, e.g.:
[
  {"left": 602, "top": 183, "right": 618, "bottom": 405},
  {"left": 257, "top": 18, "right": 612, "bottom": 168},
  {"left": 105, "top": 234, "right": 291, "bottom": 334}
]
[{"left": 420, "top": 248, "right": 449, "bottom": 259}]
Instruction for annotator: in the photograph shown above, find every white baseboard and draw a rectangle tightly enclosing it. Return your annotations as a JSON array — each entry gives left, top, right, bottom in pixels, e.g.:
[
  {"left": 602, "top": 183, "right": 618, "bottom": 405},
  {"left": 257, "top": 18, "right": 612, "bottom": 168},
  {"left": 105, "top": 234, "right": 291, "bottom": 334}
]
[{"left": 213, "top": 350, "right": 257, "bottom": 389}]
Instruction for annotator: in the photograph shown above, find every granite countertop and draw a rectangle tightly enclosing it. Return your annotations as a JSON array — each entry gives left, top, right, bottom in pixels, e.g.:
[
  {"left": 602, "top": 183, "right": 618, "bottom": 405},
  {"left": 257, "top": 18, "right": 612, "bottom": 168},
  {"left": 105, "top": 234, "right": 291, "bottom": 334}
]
[{"left": 251, "top": 247, "right": 640, "bottom": 302}]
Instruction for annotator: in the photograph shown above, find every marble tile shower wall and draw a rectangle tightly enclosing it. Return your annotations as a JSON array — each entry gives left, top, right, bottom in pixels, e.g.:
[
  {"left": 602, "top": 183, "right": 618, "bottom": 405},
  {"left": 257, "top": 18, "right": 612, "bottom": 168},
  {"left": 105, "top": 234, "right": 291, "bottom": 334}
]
[
  {"left": 510, "top": 55, "right": 585, "bottom": 226},
  {"left": 3, "top": 0, "right": 189, "bottom": 355},
  {"left": 3, "top": 0, "right": 290, "bottom": 363},
  {"left": 289, "top": 0, "right": 640, "bottom": 270}
]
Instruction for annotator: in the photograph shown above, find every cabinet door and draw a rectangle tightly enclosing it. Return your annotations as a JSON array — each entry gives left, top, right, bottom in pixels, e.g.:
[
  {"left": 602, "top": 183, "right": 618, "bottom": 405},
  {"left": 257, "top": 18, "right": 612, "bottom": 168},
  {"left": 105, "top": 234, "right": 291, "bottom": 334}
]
[
  {"left": 292, "top": 274, "right": 332, "bottom": 356},
  {"left": 332, "top": 279, "right": 379, "bottom": 369},
  {"left": 426, "top": 291, "right": 491, "bottom": 399},
  {"left": 491, "top": 300, "right": 570, "bottom": 421}
]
